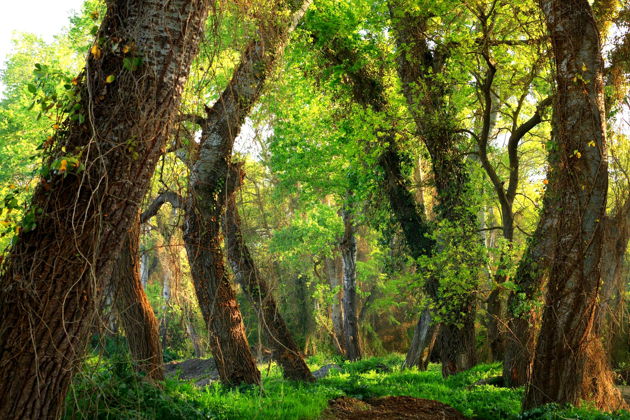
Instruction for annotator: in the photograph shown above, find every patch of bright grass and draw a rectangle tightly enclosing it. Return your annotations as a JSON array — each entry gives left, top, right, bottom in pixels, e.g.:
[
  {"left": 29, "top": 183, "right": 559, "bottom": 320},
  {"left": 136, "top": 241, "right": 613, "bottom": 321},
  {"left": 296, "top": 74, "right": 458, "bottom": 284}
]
[{"left": 65, "top": 354, "right": 630, "bottom": 419}]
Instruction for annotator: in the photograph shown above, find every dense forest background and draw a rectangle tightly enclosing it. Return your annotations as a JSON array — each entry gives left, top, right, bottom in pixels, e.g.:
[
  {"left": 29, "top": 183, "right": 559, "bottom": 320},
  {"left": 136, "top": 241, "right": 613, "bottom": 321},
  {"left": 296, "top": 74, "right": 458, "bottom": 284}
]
[{"left": 0, "top": 0, "right": 628, "bottom": 418}]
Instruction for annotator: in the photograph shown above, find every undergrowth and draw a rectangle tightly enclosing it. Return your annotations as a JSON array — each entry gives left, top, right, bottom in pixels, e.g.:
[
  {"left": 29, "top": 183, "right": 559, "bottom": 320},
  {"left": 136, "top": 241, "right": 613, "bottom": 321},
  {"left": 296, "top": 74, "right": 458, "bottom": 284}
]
[{"left": 65, "top": 353, "right": 630, "bottom": 419}]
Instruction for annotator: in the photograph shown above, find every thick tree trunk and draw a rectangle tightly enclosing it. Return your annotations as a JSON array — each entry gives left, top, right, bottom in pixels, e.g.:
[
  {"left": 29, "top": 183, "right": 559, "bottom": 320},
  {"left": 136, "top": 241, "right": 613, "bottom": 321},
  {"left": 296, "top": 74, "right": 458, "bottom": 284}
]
[
  {"left": 524, "top": 0, "right": 626, "bottom": 410},
  {"left": 112, "top": 214, "right": 164, "bottom": 382},
  {"left": 183, "top": 0, "right": 311, "bottom": 386},
  {"left": 340, "top": 207, "right": 362, "bottom": 361},
  {"left": 183, "top": 202, "right": 260, "bottom": 385},
  {"left": 224, "top": 163, "right": 314, "bottom": 382},
  {"left": 0, "top": 1, "right": 209, "bottom": 417}
]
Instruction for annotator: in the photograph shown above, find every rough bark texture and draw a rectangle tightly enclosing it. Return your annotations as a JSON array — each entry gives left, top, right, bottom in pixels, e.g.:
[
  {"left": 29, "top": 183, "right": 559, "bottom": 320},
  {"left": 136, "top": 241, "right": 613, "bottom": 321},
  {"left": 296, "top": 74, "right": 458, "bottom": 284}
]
[
  {"left": 0, "top": 1, "right": 209, "bottom": 417},
  {"left": 524, "top": 0, "right": 626, "bottom": 410},
  {"left": 112, "top": 214, "right": 164, "bottom": 382},
  {"left": 388, "top": 1, "right": 478, "bottom": 377},
  {"left": 224, "top": 164, "right": 314, "bottom": 382},
  {"left": 182, "top": 0, "right": 312, "bottom": 386},
  {"left": 340, "top": 207, "right": 362, "bottom": 361}
]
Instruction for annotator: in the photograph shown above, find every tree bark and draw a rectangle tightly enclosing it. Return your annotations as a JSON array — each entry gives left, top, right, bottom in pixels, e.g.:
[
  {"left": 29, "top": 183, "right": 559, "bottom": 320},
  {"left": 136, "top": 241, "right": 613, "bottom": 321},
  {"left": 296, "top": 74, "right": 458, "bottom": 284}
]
[
  {"left": 223, "top": 163, "right": 314, "bottom": 382},
  {"left": 524, "top": 0, "right": 626, "bottom": 410},
  {"left": 0, "top": 1, "right": 209, "bottom": 417},
  {"left": 182, "top": 0, "right": 312, "bottom": 386},
  {"left": 325, "top": 256, "right": 346, "bottom": 355},
  {"left": 404, "top": 308, "right": 440, "bottom": 370},
  {"left": 340, "top": 206, "right": 362, "bottom": 361},
  {"left": 112, "top": 214, "right": 164, "bottom": 382}
]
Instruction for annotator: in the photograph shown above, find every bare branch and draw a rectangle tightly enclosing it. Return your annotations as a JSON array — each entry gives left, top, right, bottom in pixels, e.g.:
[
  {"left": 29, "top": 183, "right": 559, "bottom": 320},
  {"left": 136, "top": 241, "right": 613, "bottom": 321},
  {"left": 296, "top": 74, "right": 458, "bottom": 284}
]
[{"left": 140, "top": 191, "right": 184, "bottom": 223}]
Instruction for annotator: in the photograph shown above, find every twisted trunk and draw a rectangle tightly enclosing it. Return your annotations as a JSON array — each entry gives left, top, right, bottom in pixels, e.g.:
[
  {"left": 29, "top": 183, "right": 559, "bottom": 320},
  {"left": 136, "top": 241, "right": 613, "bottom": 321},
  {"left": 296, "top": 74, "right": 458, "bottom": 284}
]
[
  {"left": 0, "top": 1, "right": 209, "bottom": 417},
  {"left": 524, "top": 0, "right": 625, "bottom": 410},
  {"left": 112, "top": 214, "right": 164, "bottom": 382}
]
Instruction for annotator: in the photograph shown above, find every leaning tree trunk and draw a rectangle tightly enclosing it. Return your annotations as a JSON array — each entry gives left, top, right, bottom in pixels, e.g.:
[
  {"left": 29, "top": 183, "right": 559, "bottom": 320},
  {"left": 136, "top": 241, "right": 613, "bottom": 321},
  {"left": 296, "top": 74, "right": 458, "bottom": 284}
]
[
  {"left": 224, "top": 163, "right": 314, "bottom": 382},
  {"left": 0, "top": 1, "right": 209, "bottom": 418},
  {"left": 388, "top": 1, "right": 478, "bottom": 376},
  {"left": 112, "top": 214, "right": 164, "bottom": 382},
  {"left": 182, "top": 0, "right": 312, "bottom": 386},
  {"left": 524, "top": 0, "right": 626, "bottom": 410},
  {"left": 340, "top": 206, "right": 362, "bottom": 361}
]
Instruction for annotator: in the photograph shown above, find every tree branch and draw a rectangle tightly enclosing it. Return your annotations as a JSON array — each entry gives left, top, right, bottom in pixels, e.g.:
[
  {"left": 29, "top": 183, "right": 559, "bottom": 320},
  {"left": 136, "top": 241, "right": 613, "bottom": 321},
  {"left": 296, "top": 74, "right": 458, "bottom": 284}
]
[{"left": 140, "top": 191, "right": 184, "bottom": 223}]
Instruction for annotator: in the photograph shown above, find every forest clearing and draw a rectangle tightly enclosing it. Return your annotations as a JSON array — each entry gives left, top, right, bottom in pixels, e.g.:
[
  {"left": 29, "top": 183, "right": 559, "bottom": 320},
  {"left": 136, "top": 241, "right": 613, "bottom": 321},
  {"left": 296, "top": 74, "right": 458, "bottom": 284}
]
[{"left": 0, "top": 0, "right": 629, "bottom": 418}]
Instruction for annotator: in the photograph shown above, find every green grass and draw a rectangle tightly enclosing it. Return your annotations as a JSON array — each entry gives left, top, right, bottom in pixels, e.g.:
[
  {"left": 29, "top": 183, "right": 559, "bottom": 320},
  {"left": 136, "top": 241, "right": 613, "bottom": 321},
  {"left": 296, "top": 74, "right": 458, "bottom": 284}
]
[{"left": 65, "top": 354, "right": 630, "bottom": 420}]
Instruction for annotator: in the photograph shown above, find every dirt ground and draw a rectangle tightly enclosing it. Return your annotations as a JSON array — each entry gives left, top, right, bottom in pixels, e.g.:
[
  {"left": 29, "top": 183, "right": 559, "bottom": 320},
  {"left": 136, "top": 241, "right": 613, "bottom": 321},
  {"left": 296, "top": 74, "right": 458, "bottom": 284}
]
[{"left": 322, "top": 396, "right": 469, "bottom": 419}]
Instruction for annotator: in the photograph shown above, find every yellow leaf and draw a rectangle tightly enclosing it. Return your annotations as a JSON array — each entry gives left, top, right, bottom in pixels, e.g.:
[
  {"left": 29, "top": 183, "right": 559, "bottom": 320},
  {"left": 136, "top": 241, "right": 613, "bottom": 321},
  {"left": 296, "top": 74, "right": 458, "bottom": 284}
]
[
  {"left": 105, "top": 75, "right": 115, "bottom": 84},
  {"left": 588, "top": 141, "right": 596, "bottom": 147},
  {"left": 59, "top": 159, "right": 68, "bottom": 172},
  {"left": 91, "top": 44, "right": 102, "bottom": 60}
]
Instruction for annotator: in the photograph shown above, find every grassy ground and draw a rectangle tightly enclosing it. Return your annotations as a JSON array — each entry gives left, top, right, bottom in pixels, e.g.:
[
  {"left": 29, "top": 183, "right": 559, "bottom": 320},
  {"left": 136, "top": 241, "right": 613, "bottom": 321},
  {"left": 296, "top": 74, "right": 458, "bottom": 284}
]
[{"left": 65, "top": 354, "right": 630, "bottom": 419}]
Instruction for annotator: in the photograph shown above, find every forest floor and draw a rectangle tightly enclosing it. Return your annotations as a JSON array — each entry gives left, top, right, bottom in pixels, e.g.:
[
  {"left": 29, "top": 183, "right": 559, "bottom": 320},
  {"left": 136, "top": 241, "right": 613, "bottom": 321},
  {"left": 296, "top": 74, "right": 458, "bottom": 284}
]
[{"left": 66, "top": 353, "right": 630, "bottom": 419}]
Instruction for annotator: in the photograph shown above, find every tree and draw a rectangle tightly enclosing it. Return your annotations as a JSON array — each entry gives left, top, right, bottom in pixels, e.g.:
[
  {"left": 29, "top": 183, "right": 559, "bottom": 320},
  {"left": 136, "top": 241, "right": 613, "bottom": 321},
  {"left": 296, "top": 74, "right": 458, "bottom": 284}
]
[
  {"left": 181, "top": 0, "right": 312, "bottom": 385},
  {"left": 340, "top": 201, "right": 362, "bottom": 361},
  {"left": 224, "top": 162, "right": 315, "bottom": 381},
  {"left": 524, "top": 0, "right": 626, "bottom": 410},
  {"left": 388, "top": 0, "right": 479, "bottom": 376},
  {"left": 111, "top": 214, "right": 164, "bottom": 382},
  {"left": 0, "top": 0, "right": 211, "bottom": 417}
]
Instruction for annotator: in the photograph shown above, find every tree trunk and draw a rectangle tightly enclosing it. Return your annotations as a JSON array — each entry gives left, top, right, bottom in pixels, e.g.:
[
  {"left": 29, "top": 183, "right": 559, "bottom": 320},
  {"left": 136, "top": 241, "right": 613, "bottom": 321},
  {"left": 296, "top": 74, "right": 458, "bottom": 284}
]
[
  {"left": 157, "top": 241, "right": 173, "bottom": 350},
  {"left": 112, "top": 214, "right": 164, "bottom": 382},
  {"left": 140, "top": 249, "right": 150, "bottom": 289},
  {"left": 388, "top": 1, "right": 478, "bottom": 376},
  {"left": 502, "top": 213, "right": 555, "bottom": 386},
  {"left": 0, "top": 1, "right": 209, "bottom": 417},
  {"left": 404, "top": 308, "right": 440, "bottom": 369},
  {"left": 340, "top": 206, "right": 362, "bottom": 361},
  {"left": 182, "top": 0, "right": 312, "bottom": 386},
  {"left": 524, "top": 0, "right": 626, "bottom": 410},
  {"left": 325, "top": 256, "right": 346, "bottom": 354},
  {"left": 224, "top": 164, "right": 314, "bottom": 382}
]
